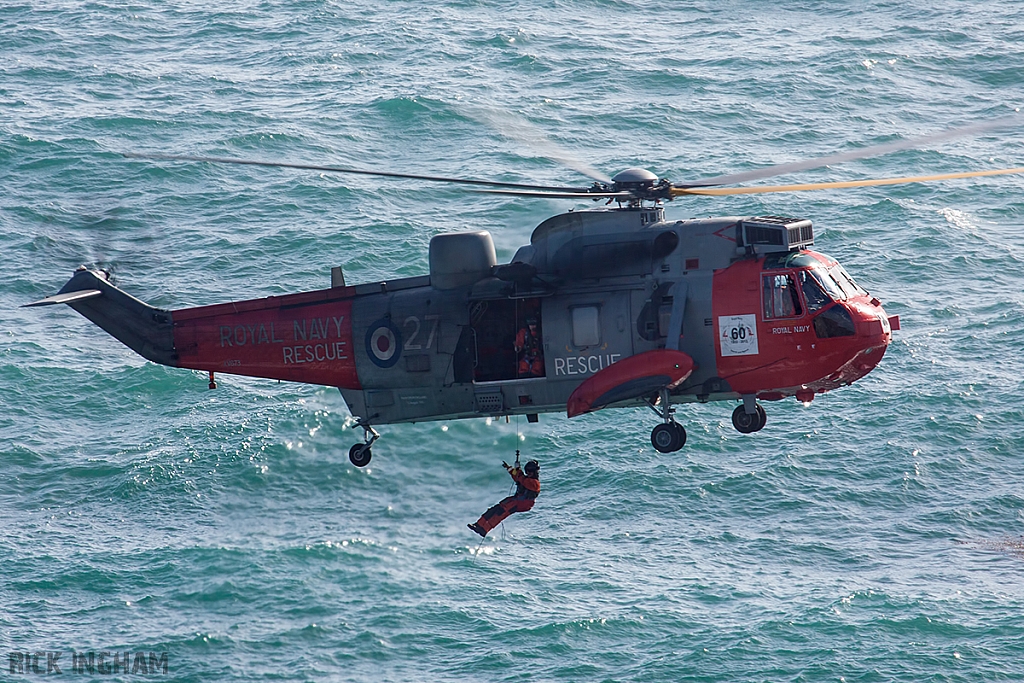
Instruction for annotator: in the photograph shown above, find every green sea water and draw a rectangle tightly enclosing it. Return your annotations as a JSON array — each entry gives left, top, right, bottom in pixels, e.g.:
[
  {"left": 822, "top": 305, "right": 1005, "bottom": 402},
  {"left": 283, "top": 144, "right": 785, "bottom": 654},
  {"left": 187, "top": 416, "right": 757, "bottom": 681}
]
[{"left": 3, "top": 1, "right": 1024, "bottom": 680}]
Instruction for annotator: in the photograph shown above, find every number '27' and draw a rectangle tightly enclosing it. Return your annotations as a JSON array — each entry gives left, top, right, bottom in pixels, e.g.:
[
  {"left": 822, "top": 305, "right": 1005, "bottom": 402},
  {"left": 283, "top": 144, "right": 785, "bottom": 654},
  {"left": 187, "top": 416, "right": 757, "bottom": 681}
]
[{"left": 404, "top": 315, "right": 440, "bottom": 350}]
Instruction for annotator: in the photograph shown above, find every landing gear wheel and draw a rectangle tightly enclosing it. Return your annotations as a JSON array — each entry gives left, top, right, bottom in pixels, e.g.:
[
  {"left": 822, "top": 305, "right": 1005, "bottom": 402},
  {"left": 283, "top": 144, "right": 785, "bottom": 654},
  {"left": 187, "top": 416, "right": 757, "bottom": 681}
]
[
  {"left": 651, "top": 422, "right": 686, "bottom": 453},
  {"left": 349, "top": 420, "right": 379, "bottom": 467},
  {"left": 349, "top": 444, "right": 372, "bottom": 467},
  {"left": 755, "top": 405, "right": 767, "bottom": 431},
  {"left": 732, "top": 404, "right": 767, "bottom": 434},
  {"left": 672, "top": 421, "right": 687, "bottom": 449}
]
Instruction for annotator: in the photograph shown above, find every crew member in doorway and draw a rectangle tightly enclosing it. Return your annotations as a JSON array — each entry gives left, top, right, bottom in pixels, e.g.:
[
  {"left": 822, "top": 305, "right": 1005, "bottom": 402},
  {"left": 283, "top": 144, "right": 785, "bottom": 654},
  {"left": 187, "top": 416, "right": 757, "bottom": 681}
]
[
  {"left": 468, "top": 459, "right": 540, "bottom": 537},
  {"left": 515, "top": 317, "right": 544, "bottom": 377}
]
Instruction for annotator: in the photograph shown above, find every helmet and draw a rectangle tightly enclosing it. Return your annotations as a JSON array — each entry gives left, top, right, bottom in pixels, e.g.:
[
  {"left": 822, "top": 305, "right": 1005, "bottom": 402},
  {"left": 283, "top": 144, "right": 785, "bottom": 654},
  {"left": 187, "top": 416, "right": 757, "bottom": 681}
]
[{"left": 524, "top": 459, "right": 540, "bottom": 476}]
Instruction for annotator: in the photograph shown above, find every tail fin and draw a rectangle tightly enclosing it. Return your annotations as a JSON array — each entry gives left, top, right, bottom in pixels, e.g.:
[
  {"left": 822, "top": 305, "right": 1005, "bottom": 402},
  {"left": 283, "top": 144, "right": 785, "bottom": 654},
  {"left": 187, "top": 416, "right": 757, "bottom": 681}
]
[{"left": 25, "top": 267, "right": 177, "bottom": 366}]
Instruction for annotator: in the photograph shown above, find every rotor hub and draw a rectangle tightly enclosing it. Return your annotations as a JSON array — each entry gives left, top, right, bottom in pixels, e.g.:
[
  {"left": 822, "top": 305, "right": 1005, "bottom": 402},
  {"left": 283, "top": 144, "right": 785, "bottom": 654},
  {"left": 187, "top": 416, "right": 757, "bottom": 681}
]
[
  {"left": 604, "top": 168, "right": 670, "bottom": 205},
  {"left": 612, "top": 168, "right": 659, "bottom": 189}
]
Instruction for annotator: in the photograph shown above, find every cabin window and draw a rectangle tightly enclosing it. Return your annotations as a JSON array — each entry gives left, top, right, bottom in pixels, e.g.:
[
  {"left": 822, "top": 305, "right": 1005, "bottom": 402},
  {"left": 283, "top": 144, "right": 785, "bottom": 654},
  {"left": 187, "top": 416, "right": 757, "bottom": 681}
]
[
  {"left": 572, "top": 306, "right": 601, "bottom": 347},
  {"left": 762, "top": 273, "right": 803, "bottom": 319}
]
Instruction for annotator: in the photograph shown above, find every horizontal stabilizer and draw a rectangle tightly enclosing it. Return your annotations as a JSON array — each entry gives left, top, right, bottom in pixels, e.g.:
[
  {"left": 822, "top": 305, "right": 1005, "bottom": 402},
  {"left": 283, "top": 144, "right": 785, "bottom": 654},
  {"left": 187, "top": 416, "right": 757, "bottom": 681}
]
[
  {"left": 23, "top": 289, "right": 103, "bottom": 307},
  {"left": 25, "top": 268, "right": 178, "bottom": 366},
  {"left": 567, "top": 349, "right": 695, "bottom": 418}
]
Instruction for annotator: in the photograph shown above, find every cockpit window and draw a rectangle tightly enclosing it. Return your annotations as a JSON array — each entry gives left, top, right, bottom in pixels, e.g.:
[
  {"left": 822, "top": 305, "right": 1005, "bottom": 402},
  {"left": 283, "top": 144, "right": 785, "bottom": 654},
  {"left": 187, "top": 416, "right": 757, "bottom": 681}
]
[
  {"left": 809, "top": 266, "right": 846, "bottom": 301},
  {"left": 762, "top": 273, "right": 803, "bottom": 319},
  {"left": 796, "top": 269, "right": 830, "bottom": 313},
  {"left": 831, "top": 265, "right": 867, "bottom": 297},
  {"left": 762, "top": 252, "right": 819, "bottom": 270}
]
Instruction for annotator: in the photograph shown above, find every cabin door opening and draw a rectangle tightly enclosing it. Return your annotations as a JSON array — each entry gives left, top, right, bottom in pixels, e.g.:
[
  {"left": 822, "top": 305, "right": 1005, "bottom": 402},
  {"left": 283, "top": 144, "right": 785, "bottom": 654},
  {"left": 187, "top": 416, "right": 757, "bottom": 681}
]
[{"left": 469, "top": 297, "right": 545, "bottom": 382}]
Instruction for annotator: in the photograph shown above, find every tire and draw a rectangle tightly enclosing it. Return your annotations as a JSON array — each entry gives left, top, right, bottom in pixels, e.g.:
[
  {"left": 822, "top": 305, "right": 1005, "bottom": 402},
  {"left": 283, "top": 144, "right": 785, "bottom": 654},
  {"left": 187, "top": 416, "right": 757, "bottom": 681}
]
[
  {"left": 651, "top": 423, "right": 683, "bottom": 453},
  {"left": 672, "top": 422, "right": 687, "bottom": 449},
  {"left": 349, "top": 444, "right": 372, "bottom": 467},
  {"left": 732, "top": 404, "right": 766, "bottom": 434}
]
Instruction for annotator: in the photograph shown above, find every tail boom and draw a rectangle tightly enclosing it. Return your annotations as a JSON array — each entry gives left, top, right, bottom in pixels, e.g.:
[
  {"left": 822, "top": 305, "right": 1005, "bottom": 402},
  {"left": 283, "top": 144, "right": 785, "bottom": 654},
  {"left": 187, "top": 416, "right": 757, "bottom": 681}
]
[
  {"left": 30, "top": 267, "right": 361, "bottom": 389},
  {"left": 27, "top": 267, "right": 177, "bottom": 366}
]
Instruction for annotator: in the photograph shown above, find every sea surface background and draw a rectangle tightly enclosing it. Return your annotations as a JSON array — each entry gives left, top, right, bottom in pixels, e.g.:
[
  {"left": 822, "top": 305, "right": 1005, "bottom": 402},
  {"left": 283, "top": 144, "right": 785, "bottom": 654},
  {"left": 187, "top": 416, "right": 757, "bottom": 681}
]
[{"left": 3, "top": 1, "right": 1024, "bottom": 680}]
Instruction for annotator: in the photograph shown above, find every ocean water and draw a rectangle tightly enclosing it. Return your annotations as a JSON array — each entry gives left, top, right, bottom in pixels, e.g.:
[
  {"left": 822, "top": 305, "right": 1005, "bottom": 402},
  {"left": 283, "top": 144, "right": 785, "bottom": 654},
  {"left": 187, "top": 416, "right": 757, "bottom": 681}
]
[{"left": 3, "top": 1, "right": 1024, "bottom": 680}]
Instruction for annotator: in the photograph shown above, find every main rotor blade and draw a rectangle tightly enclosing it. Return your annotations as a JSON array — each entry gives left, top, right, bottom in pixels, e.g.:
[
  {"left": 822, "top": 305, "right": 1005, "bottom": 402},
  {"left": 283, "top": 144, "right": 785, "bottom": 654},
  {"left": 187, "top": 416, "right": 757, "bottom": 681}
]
[
  {"left": 474, "top": 188, "right": 633, "bottom": 200},
  {"left": 464, "top": 106, "right": 613, "bottom": 184},
  {"left": 683, "top": 114, "right": 1021, "bottom": 188},
  {"left": 122, "top": 152, "right": 591, "bottom": 193},
  {"left": 671, "top": 166, "right": 1024, "bottom": 196}
]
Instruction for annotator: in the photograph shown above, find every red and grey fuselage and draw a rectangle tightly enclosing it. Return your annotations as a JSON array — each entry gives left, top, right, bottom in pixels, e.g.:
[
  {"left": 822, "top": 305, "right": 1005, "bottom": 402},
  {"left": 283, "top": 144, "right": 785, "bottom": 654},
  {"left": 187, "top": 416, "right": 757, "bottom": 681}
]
[{"left": 34, "top": 207, "right": 896, "bottom": 428}]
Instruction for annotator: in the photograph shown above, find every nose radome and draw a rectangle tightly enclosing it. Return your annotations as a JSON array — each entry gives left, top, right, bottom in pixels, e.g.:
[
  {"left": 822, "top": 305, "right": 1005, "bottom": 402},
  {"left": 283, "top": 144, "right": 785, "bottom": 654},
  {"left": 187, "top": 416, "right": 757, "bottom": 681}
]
[{"left": 849, "top": 299, "right": 892, "bottom": 340}]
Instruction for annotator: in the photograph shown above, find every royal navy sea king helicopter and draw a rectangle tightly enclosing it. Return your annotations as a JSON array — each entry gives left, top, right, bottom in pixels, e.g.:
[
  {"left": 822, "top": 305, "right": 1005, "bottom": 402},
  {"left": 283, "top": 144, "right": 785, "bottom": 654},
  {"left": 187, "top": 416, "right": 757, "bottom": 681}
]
[{"left": 27, "top": 117, "right": 1023, "bottom": 466}]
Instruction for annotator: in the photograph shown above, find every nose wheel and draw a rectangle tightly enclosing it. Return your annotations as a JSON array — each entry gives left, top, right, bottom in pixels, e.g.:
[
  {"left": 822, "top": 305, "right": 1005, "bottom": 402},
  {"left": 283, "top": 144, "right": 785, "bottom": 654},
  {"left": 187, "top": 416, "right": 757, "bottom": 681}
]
[
  {"left": 349, "top": 420, "right": 379, "bottom": 467},
  {"left": 646, "top": 388, "right": 687, "bottom": 453},
  {"left": 731, "top": 403, "right": 767, "bottom": 433}
]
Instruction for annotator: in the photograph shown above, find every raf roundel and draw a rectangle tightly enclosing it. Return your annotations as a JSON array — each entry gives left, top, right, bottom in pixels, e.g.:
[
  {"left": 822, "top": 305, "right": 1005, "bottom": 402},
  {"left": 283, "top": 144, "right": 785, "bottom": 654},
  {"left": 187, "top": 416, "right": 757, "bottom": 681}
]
[{"left": 365, "top": 319, "right": 402, "bottom": 368}]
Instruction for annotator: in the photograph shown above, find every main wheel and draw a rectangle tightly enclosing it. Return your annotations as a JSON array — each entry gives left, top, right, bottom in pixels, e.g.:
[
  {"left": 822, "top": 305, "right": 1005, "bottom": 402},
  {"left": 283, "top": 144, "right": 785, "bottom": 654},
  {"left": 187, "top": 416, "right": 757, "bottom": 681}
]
[
  {"left": 672, "top": 422, "right": 687, "bottom": 449},
  {"left": 349, "top": 443, "right": 372, "bottom": 467},
  {"left": 732, "top": 404, "right": 767, "bottom": 433},
  {"left": 651, "top": 422, "right": 684, "bottom": 453}
]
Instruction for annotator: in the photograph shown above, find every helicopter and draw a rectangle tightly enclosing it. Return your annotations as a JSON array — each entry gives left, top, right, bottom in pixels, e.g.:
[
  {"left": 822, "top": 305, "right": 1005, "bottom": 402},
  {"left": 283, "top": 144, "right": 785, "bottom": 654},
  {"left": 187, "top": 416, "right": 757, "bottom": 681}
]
[{"left": 26, "top": 117, "right": 1023, "bottom": 466}]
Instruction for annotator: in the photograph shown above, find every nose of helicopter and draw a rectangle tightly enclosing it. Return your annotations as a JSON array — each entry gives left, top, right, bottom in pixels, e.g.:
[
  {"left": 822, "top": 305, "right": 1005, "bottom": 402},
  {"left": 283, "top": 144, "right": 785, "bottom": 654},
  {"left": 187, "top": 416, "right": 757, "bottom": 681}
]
[{"left": 840, "top": 297, "right": 897, "bottom": 382}]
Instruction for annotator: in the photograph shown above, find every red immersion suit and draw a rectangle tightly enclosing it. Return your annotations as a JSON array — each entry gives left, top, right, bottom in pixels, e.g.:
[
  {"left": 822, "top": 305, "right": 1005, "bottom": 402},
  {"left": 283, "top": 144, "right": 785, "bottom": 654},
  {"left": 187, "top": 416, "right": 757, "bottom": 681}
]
[
  {"left": 472, "top": 466, "right": 540, "bottom": 535},
  {"left": 515, "top": 325, "right": 544, "bottom": 377}
]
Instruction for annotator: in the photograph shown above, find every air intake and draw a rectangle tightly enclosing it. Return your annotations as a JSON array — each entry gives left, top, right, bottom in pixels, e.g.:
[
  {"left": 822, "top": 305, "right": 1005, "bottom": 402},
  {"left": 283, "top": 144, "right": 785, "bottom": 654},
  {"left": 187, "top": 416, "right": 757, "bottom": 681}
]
[{"left": 738, "top": 216, "right": 814, "bottom": 254}]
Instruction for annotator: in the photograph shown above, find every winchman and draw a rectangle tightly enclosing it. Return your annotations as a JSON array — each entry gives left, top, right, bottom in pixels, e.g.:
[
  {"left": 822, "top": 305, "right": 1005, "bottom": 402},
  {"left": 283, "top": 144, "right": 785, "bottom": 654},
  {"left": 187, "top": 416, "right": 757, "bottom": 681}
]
[
  {"left": 468, "top": 458, "right": 540, "bottom": 537},
  {"left": 515, "top": 317, "right": 544, "bottom": 377}
]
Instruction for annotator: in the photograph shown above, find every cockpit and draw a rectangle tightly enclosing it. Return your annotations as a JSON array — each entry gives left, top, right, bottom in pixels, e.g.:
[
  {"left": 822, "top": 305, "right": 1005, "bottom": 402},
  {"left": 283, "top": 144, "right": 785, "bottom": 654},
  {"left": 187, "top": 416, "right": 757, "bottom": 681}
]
[{"left": 762, "top": 251, "right": 872, "bottom": 339}]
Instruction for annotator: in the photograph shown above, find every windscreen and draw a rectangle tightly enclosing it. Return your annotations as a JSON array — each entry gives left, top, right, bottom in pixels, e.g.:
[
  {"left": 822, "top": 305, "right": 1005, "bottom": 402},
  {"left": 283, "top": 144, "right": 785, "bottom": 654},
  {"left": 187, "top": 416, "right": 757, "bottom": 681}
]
[
  {"left": 796, "top": 269, "right": 831, "bottom": 313},
  {"left": 808, "top": 266, "right": 846, "bottom": 301},
  {"left": 830, "top": 265, "right": 868, "bottom": 297}
]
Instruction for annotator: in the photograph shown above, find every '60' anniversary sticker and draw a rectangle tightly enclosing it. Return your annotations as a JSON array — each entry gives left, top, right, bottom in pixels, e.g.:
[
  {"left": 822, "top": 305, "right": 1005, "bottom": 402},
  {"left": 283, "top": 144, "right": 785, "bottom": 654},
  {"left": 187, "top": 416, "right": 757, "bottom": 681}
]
[{"left": 718, "top": 314, "right": 759, "bottom": 357}]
